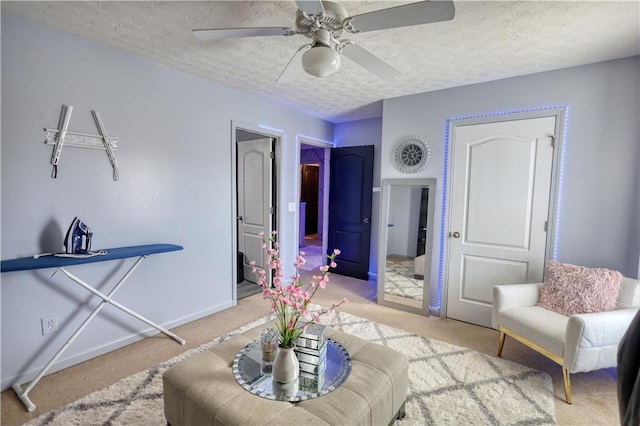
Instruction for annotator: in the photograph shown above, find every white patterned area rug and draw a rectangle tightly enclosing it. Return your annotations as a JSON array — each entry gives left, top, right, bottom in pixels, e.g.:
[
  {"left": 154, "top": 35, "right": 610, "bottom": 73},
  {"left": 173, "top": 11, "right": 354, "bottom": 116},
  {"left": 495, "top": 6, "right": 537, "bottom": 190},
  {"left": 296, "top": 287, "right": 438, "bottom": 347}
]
[{"left": 27, "top": 312, "right": 555, "bottom": 426}]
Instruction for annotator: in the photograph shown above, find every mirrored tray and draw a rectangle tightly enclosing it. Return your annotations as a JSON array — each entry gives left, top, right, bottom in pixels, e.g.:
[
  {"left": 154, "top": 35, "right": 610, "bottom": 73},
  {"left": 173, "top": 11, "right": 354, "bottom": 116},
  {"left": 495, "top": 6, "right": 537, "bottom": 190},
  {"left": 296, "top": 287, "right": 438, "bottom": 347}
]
[{"left": 232, "top": 338, "right": 351, "bottom": 402}]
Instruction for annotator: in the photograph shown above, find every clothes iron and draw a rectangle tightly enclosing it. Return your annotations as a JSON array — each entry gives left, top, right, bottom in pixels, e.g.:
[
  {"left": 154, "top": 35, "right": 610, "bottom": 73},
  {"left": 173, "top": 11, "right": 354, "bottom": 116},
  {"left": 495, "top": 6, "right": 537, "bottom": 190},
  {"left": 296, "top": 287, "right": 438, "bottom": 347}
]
[{"left": 64, "top": 217, "right": 93, "bottom": 254}]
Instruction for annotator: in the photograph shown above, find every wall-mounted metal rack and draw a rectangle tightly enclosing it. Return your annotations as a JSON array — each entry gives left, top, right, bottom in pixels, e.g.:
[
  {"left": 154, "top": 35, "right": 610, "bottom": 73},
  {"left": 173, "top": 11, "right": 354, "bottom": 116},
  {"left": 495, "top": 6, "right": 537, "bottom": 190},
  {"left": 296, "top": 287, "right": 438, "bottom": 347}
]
[{"left": 45, "top": 105, "right": 120, "bottom": 180}]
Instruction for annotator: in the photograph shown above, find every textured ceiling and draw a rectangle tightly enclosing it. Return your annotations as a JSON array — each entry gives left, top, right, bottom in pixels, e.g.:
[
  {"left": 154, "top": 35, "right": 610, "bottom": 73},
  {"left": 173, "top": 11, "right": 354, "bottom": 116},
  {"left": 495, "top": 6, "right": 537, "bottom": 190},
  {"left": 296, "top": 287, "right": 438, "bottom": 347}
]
[{"left": 3, "top": 1, "right": 639, "bottom": 123}]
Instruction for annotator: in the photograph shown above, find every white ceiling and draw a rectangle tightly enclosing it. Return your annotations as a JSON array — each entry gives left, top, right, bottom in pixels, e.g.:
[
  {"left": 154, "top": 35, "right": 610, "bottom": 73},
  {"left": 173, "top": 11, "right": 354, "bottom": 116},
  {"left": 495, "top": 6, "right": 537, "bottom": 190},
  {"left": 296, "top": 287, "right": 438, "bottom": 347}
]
[{"left": 3, "top": 1, "right": 639, "bottom": 123}]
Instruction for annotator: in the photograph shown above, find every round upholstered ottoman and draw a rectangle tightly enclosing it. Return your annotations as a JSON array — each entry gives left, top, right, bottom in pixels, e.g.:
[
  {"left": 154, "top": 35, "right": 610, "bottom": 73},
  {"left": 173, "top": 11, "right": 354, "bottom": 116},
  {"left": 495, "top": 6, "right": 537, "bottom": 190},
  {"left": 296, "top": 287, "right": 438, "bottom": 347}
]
[{"left": 163, "top": 325, "right": 408, "bottom": 425}]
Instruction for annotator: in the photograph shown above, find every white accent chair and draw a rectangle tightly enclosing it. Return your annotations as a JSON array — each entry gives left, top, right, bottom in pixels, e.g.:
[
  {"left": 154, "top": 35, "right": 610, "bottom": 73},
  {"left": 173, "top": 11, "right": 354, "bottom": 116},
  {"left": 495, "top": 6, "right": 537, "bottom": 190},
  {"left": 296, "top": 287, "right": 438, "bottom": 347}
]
[{"left": 492, "top": 277, "right": 640, "bottom": 403}]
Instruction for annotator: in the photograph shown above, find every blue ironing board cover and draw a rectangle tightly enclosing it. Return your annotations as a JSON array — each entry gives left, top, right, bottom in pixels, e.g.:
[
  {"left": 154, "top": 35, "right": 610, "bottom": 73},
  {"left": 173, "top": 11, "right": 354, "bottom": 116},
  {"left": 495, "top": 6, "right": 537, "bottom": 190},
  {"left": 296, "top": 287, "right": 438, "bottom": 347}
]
[{"left": 1, "top": 244, "right": 183, "bottom": 273}]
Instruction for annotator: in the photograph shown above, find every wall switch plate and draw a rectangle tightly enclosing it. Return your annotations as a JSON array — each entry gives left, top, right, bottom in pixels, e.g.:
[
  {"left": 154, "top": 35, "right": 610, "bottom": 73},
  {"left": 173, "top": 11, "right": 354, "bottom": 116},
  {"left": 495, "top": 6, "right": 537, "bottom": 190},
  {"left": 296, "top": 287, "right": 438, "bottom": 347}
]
[
  {"left": 288, "top": 202, "right": 296, "bottom": 213},
  {"left": 41, "top": 315, "right": 58, "bottom": 335}
]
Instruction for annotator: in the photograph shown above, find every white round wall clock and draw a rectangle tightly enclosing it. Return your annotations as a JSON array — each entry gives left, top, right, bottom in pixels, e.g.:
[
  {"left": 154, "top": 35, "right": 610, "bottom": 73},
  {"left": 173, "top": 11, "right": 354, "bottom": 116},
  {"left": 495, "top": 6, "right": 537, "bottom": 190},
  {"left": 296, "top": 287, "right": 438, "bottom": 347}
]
[{"left": 393, "top": 136, "right": 431, "bottom": 173}]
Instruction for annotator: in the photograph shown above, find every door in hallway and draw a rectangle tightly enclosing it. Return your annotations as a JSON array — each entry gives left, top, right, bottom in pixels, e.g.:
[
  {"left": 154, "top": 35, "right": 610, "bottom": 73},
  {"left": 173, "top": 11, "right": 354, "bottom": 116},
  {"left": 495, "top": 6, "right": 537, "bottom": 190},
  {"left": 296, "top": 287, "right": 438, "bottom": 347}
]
[
  {"left": 237, "top": 137, "right": 274, "bottom": 282},
  {"left": 327, "top": 145, "right": 374, "bottom": 280},
  {"left": 446, "top": 114, "right": 558, "bottom": 327}
]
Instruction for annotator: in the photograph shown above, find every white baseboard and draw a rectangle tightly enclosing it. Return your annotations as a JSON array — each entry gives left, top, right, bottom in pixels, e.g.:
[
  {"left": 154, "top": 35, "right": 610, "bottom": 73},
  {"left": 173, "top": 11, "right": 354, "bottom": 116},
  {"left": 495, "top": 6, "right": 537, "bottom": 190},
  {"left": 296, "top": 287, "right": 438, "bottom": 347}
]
[{"left": 1, "top": 300, "right": 234, "bottom": 392}]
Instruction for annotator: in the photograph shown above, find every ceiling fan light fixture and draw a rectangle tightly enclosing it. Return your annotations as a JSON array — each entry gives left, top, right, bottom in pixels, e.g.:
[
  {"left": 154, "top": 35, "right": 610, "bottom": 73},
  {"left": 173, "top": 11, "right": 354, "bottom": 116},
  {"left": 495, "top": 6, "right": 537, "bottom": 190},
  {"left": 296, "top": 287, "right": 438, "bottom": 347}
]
[
  {"left": 193, "top": 1, "right": 457, "bottom": 82},
  {"left": 301, "top": 45, "right": 341, "bottom": 78}
]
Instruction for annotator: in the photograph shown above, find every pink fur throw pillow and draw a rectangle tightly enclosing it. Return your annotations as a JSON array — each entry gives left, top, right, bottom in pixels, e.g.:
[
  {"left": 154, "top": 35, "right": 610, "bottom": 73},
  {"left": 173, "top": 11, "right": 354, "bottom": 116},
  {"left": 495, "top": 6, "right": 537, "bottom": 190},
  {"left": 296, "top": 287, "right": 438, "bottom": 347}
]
[{"left": 537, "top": 261, "right": 623, "bottom": 316}]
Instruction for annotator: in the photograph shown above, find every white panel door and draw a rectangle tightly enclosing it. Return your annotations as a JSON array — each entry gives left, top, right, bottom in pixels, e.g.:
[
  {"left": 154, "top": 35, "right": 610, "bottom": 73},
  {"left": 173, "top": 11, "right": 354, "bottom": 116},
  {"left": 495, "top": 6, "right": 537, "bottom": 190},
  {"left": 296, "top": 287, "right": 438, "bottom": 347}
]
[
  {"left": 237, "top": 138, "right": 273, "bottom": 282},
  {"left": 446, "top": 116, "right": 556, "bottom": 327}
]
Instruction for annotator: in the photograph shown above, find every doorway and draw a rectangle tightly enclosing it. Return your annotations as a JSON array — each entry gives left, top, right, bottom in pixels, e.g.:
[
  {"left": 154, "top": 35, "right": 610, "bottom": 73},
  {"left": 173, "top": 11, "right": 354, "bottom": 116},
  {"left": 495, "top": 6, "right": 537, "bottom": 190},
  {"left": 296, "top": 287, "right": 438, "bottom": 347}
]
[
  {"left": 298, "top": 143, "right": 328, "bottom": 272},
  {"left": 235, "top": 127, "right": 278, "bottom": 300},
  {"left": 296, "top": 142, "right": 375, "bottom": 279},
  {"left": 327, "top": 145, "right": 375, "bottom": 280},
  {"left": 444, "top": 108, "right": 565, "bottom": 327},
  {"left": 301, "top": 165, "right": 319, "bottom": 236}
]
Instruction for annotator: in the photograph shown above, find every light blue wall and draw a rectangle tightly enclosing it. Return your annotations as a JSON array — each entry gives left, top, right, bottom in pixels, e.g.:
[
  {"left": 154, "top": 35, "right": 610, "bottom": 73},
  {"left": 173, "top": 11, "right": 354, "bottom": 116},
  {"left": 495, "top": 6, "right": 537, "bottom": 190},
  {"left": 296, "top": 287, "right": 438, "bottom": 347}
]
[
  {"left": 1, "top": 13, "right": 332, "bottom": 390},
  {"left": 379, "top": 56, "right": 640, "bottom": 309}
]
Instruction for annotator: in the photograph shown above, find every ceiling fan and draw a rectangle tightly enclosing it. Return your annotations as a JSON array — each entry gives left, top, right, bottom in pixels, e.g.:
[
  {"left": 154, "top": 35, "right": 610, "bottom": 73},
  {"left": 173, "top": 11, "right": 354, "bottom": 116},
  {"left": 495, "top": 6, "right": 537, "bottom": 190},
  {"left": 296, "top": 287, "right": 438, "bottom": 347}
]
[{"left": 193, "top": 0, "right": 455, "bottom": 82}]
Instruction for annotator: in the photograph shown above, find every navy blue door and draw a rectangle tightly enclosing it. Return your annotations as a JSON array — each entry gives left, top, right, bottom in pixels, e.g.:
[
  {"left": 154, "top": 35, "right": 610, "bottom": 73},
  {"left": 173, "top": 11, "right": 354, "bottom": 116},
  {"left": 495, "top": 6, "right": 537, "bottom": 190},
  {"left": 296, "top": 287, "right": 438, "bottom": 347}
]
[{"left": 327, "top": 146, "right": 374, "bottom": 280}]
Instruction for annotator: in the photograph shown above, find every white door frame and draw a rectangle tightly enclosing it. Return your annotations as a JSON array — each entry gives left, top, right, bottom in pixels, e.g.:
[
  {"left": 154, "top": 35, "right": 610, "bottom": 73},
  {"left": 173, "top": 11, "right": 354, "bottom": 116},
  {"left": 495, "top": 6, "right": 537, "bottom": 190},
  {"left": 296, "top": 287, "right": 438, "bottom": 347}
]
[
  {"left": 231, "top": 121, "right": 284, "bottom": 305},
  {"left": 439, "top": 107, "right": 567, "bottom": 318},
  {"left": 295, "top": 135, "right": 333, "bottom": 262}
]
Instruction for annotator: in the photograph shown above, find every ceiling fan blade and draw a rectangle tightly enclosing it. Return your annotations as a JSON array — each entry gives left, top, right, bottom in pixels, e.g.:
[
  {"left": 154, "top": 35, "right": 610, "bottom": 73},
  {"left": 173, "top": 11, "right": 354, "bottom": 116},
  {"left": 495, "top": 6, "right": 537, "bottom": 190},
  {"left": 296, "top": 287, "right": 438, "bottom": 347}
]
[
  {"left": 277, "top": 45, "right": 310, "bottom": 83},
  {"left": 192, "top": 27, "right": 295, "bottom": 40},
  {"left": 341, "top": 43, "right": 400, "bottom": 81},
  {"left": 347, "top": 1, "right": 455, "bottom": 33},
  {"left": 296, "top": 0, "right": 325, "bottom": 16}
]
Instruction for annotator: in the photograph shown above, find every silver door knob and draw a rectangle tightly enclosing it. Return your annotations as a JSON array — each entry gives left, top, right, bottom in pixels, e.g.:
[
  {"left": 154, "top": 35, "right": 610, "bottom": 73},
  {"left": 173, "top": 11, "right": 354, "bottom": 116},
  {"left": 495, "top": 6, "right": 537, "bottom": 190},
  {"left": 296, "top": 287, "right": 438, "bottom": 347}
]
[
  {"left": 364, "top": 218, "right": 369, "bottom": 224},
  {"left": 450, "top": 231, "right": 460, "bottom": 238},
  {"left": 237, "top": 216, "right": 243, "bottom": 221}
]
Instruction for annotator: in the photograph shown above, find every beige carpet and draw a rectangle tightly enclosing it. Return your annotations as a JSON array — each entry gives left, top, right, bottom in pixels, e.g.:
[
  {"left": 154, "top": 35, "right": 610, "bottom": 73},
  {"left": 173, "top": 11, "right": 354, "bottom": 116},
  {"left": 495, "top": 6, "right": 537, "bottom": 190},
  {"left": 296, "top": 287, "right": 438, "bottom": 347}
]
[
  {"left": 2, "top": 271, "right": 620, "bottom": 425},
  {"left": 23, "top": 311, "right": 555, "bottom": 425}
]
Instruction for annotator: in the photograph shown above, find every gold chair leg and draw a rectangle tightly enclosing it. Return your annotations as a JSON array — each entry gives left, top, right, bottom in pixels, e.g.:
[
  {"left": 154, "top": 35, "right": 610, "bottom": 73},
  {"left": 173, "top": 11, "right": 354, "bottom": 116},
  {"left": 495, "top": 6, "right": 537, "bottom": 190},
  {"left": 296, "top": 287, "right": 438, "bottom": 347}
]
[
  {"left": 562, "top": 367, "right": 572, "bottom": 404},
  {"left": 499, "top": 327, "right": 574, "bottom": 404},
  {"left": 497, "top": 331, "right": 506, "bottom": 357}
]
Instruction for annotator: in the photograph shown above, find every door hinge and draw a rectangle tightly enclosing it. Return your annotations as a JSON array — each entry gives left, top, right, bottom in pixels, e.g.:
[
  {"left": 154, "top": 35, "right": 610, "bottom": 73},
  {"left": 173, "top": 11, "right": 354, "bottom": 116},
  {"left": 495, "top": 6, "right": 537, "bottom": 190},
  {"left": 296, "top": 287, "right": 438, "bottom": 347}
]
[
  {"left": 550, "top": 135, "right": 555, "bottom": 148},
  {"left": 270, "top": 151, "right": 275, "bottom": 159},
  {"left": 544, "top": 221, "right": 548, "bottom": 232},
  {"left": 270, "top": 206, "right": 275, "bottom": 215}
]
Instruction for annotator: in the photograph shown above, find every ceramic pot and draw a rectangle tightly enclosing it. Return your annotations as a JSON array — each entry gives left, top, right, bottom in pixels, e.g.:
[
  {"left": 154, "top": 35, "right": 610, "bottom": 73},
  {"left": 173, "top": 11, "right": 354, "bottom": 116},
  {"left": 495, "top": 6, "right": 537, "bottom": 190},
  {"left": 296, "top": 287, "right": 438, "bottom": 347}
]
[{"left": 272, "top": 345, "right": 299, "bottom": 383}]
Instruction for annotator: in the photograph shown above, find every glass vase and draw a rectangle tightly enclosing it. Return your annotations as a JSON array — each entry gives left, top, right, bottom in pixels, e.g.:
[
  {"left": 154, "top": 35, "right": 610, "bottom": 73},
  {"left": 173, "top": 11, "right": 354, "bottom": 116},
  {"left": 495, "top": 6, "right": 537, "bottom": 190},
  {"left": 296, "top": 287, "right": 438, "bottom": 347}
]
[{"left": 261, "top": 329, "right": 279, "bottom": 374}]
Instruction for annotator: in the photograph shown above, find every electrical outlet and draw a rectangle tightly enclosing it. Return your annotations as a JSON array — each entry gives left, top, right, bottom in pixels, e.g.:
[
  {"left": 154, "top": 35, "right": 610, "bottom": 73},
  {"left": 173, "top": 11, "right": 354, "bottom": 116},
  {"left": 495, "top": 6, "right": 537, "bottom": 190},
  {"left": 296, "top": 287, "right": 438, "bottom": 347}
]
[{"left": 41, "top": 315, "right": 58, "bottom": 335}]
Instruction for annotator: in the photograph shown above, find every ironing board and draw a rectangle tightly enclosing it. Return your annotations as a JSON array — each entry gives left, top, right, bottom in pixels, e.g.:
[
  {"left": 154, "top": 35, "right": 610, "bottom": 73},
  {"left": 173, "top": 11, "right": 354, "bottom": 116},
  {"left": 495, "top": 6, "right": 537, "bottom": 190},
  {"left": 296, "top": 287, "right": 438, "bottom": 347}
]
[{"left": 1, "top": 243, "right": 185, "bottom": 412}]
